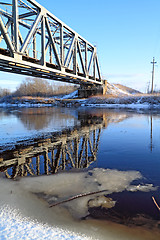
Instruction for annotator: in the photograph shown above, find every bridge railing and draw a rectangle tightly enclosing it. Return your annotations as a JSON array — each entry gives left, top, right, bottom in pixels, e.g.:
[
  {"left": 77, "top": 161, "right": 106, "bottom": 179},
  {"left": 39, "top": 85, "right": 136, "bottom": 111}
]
[{"left": 0, "top": 0, "right": 103, "bottom": 85}]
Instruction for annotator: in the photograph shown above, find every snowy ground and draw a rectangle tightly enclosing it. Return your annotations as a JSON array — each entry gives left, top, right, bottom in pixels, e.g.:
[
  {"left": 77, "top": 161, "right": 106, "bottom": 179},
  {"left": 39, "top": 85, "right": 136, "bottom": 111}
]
[
  {"left": 0, "top": 169, "right": 159, "bottom": 240},
  {"left": 0, "top": 206, "right": 90, "bottom": 240}
]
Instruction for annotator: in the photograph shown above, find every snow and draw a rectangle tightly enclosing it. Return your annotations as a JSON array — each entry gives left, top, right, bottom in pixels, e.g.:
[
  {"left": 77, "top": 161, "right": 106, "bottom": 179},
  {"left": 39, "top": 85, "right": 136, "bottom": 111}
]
[
  {"left": 0, "top": 205, "right": 91, "bottom": 240},
  {"left": 126, "top": 184, "right": 157, "bottom": 192},
  {"left": 108, "top": 83, "right": 131, "bottom": 96},
  {"left": 60, "top": 90, "right": 78, "bottom": 99},
  {"left": 0, "top": 103, "right": 54, "bottom": 108},
  {"left": 83, "top": 103, "right": 152, "bottom": 109}
]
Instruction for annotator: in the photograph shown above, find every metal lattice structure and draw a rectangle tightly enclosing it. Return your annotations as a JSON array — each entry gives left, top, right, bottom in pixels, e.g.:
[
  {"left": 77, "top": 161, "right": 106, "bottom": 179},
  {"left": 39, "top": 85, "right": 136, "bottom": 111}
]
[{"left": 0, "top": 0, "right": 102, "bottom": 85}]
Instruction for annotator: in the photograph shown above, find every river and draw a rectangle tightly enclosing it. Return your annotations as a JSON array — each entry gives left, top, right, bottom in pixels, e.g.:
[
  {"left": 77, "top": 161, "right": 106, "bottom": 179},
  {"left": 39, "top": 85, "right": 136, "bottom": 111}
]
[{"left": 0, "top": 107, "right": 160, "bottom": 240}]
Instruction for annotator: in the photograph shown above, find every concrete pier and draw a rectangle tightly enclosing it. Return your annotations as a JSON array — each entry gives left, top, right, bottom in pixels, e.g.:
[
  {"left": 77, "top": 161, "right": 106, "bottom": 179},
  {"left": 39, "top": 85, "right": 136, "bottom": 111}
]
[{"left": 78, "top": 80, "right": 107, "bottom": 98}]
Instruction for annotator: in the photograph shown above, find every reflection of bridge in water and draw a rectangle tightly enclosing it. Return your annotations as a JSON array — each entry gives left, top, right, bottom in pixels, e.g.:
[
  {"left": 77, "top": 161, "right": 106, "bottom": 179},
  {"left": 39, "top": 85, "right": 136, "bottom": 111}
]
[
  {"left": 0, "top": 114, "right": 104, "bottom": 178},
  {"left": 0, "top": 110, "right": 130, "bottom": 179}
]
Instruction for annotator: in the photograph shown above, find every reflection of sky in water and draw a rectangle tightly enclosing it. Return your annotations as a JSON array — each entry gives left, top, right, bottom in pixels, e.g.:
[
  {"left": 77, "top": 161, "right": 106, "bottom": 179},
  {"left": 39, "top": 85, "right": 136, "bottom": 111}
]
[
  {"left": 97, "top": 115, "right": 160, "bottom": 186},
  {"left": 0, "top": 114, "right": 27, "bottom": 136},
  {"left": 0, "top": 108, "right": 79, "bottom": 146}
]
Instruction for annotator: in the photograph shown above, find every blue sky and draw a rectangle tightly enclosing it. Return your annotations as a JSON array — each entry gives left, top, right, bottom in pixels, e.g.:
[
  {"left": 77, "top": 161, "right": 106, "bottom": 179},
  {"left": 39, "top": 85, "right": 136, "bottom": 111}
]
[{"left": 1, "top": 0, "right": 160, "bottom": 92}]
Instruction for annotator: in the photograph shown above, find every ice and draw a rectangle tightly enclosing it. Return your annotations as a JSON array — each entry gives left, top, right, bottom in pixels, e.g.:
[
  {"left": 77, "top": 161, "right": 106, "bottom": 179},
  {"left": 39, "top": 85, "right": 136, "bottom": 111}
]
[
  {"left": 126, "top": 183, "right": 158, "bottom": 192},
  {"left": 0, "top": 168, "right": 158, "bottom": 240},
  {"left": 19, "top": 168, "right": 156, "bottom": 219}
]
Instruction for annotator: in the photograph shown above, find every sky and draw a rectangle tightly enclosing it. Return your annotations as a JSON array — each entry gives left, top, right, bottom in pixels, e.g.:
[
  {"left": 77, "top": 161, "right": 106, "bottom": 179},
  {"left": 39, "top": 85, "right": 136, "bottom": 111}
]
[{"left": 1, "top": 0, "right": 160, "bottom": 93}]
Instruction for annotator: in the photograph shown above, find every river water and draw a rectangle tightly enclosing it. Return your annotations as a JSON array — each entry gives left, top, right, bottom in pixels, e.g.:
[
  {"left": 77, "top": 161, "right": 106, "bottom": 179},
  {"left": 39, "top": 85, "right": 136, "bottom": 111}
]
[{"left": 0, "top": 107, "right": 160, "bottom": 240}]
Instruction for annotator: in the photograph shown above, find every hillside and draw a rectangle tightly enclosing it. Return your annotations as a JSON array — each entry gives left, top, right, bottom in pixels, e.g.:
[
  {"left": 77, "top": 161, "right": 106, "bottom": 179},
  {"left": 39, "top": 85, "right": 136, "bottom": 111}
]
[
  {"left": 113, "top": 84, "right": 141, "bottom": 94},
  {"left": 105, "top": 83, "right": 141, "bottom": 97}
]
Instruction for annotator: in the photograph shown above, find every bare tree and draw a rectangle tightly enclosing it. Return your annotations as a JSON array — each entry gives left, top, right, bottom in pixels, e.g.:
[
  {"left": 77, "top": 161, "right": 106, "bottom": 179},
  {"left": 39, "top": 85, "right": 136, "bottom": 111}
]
[{"left": 0, "top": 88, "right": 11, "bottom": 97}]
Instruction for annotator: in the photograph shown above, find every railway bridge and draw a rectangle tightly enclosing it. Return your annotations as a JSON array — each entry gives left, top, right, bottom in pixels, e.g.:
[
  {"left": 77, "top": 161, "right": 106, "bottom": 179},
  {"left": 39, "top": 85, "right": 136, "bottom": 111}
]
[{"left": 0, "top": 0, "right": 107, "bottom": 97}]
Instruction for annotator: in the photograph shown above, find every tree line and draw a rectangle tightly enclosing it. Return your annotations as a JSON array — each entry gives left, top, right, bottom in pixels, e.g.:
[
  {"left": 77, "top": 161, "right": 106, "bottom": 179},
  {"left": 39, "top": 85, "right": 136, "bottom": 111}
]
[{"left": 0, "top": 78, "right": 77, "bottom": 98}]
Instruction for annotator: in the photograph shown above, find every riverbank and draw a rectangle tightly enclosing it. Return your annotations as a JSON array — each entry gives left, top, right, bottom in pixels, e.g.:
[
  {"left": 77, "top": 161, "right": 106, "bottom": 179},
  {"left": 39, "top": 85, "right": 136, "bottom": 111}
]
[
  {"left": 55, "top": 94, "right": 160, "bottom": 109},
  {"left": 1, "top": 83, "right": 160, "bottom": 109},
  {"left": 1, "top": 93, "right": 160, "bottom": 109}
]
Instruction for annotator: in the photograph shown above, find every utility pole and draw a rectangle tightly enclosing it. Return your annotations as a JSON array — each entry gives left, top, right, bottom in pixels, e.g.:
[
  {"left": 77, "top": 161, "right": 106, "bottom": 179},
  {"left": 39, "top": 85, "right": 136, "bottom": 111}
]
[{"left": 151, "top": 57, "right": 157, "bottom": 94}]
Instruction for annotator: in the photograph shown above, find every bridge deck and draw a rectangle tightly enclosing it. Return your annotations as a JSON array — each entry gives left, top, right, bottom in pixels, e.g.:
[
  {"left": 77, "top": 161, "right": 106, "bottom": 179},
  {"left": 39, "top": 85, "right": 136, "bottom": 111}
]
[{"left": 0, "top": 48, "right": 102, "bottom": 85}]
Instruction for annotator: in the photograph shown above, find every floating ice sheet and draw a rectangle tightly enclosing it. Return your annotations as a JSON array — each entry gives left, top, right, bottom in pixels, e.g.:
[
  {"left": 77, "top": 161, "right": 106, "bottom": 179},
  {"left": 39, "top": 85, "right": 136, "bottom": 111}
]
[{"left": 19, "top": 168, "right": 157, "bottom": 219}]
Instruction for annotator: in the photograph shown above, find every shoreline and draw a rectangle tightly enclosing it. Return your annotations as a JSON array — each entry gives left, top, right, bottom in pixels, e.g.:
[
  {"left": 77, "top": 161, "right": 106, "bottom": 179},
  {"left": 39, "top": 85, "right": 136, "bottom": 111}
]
[{"left": 1, "top": 94, "right": 160, "bottom": 109}]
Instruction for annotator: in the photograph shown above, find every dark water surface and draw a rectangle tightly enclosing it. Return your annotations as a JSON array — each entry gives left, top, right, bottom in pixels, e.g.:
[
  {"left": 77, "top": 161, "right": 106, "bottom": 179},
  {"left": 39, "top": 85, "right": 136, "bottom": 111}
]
[{"left": 1, "top": 107, "right": 160, "bottom": 236}]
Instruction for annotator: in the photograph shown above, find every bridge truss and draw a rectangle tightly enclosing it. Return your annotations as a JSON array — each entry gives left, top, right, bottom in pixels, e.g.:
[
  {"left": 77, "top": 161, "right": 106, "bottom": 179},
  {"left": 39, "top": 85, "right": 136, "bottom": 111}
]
[{"left": 0, "top": 0, "right": 103, "bottom": 86}]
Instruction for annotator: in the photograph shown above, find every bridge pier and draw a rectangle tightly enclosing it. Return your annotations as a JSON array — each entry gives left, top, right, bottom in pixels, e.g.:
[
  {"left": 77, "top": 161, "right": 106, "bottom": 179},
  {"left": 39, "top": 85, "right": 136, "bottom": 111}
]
[{"left": 78, "top": 80, "right": 107, "bottom": 98}]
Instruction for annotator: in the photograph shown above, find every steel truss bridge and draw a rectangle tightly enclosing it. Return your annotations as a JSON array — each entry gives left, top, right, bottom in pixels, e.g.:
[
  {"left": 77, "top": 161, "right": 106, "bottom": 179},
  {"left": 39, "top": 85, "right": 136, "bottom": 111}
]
[
  {"left": 0, "top": 118, "right": 104, "bottom": 179},
  {"left": 0, "top": 0, "right": 103, "bottom": 86}
]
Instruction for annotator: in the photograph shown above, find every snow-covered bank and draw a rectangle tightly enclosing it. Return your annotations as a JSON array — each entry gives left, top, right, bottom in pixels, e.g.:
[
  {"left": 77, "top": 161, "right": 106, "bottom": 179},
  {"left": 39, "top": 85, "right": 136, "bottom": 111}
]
[
  {"left": 81, "top": 103, "right": 160, "bottom": 110},
  {"left": 0, "top": 168, "right": 159, "bottom": 240},
  {"left": 1, "top": 84, "right": 160, "bottom": 110},
  {"left": 0, "top": 91, "right": 78, "bottom": 108},
  {"left": 0, "top": 96, "right": 56, "bottom": 108},
  {"left": 55, "top": 96, "right": 160, "bottom": 110},
  {"left": 54, "top": 83, "right": 160, "bottom": 109},
  {"left": 79, "top": 95, "right": 160, "bottom": 110}
]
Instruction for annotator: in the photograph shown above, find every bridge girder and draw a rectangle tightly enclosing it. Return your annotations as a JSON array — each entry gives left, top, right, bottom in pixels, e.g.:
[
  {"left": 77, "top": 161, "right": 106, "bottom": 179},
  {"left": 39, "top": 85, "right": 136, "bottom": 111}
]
[{"left": 0, "top": 0, "right": 103, "bottom": 86}]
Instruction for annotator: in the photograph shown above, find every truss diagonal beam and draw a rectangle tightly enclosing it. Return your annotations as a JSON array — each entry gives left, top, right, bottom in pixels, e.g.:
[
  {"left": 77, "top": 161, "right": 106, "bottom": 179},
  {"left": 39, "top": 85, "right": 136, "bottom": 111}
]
[
  {"left": 64, "top": 36, "right": 75, "bottom": 67},
  {"left": 95, "top": 55, "right": 102, "bottom": 79},
  {"left": 88, "top": 49, "right": 95, "bottom": 73},
  {"left": 0, "top": 16, "right": 14, "bottom": 54},
  {"left": 77, "top": 40, "right": 86, "bottom": 75},
  {"left": 0, "top": 19, "right": 11, "bottom": 43},
  {"left": 45, "top": 17, "right": 61, "bottom": 67},
  {"left": 20, "top": 11, "right": 42, "bottom": 53}
]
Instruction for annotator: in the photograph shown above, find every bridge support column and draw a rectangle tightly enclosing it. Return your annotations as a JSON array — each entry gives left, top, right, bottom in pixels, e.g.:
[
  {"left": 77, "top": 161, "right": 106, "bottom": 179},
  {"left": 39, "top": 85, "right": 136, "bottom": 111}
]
[{"left": 78, "top": 80, "right": 107, "bottom": 98}]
